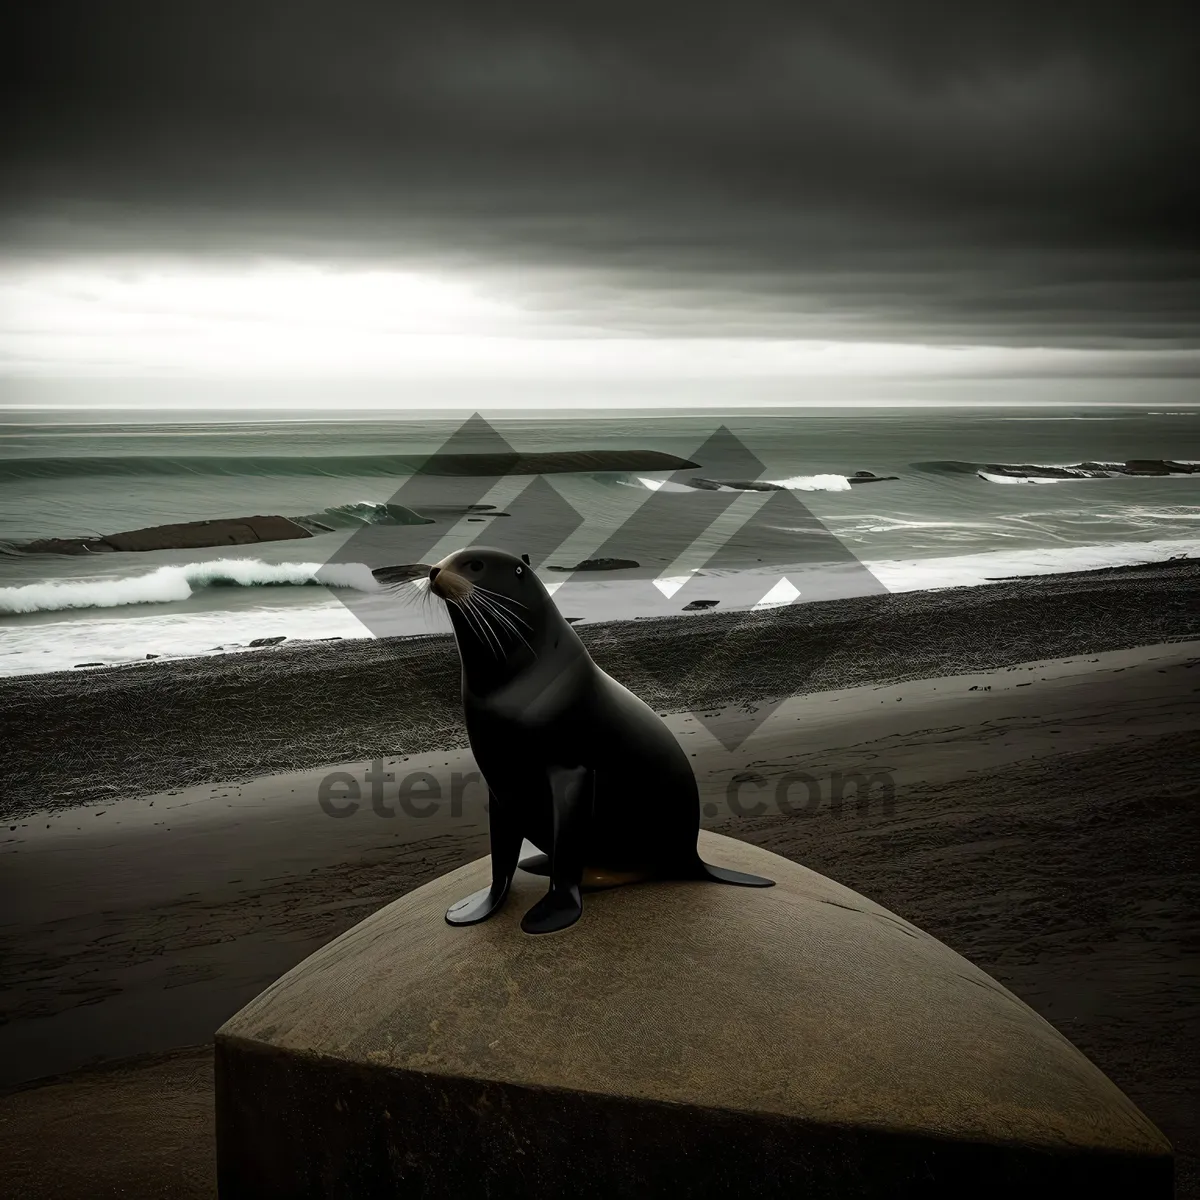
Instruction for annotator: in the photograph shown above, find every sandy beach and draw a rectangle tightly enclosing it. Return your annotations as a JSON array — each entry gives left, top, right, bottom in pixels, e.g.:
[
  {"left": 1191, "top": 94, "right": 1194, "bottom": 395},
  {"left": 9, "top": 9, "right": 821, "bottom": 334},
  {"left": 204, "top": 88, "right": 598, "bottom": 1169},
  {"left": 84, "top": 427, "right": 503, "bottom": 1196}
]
[{"left": 1, "top": 562, "right": 1198, "bottom": 1196}]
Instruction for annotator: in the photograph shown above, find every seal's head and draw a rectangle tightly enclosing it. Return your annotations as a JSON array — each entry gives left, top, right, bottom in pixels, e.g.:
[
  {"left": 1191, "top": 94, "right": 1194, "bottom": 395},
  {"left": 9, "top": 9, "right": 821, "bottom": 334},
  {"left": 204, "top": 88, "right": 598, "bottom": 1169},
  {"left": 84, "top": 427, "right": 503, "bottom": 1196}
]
[
  {"left": 425, "top": 546, "right": 575, "bottom": 687},
  {"left": 427, "top": 545, "right": 536, "bottom": 608}
]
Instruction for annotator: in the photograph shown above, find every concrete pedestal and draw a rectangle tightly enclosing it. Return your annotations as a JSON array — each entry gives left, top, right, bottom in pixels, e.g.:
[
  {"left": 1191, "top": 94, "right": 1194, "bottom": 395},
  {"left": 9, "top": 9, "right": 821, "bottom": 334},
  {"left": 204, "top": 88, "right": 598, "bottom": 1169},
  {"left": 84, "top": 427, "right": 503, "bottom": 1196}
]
[{"left": 216, "top": 832, "right": 1171, "bottom": 1197}]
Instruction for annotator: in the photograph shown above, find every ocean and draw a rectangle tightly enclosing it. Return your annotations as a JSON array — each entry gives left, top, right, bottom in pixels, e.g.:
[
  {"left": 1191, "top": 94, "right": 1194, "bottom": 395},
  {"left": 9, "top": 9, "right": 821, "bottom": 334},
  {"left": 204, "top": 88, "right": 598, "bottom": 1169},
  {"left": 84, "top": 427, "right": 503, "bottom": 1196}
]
[{"left": 1, "top": 406, "right": 1197, "bottom": 677}]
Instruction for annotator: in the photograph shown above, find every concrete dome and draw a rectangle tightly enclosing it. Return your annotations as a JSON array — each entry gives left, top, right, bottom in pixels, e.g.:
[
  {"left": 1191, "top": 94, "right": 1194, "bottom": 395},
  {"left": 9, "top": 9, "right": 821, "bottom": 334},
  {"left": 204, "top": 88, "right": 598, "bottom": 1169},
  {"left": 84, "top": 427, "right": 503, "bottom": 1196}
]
[{"left": 216, "top": 832, "right": 1171, "bottom": 1197}]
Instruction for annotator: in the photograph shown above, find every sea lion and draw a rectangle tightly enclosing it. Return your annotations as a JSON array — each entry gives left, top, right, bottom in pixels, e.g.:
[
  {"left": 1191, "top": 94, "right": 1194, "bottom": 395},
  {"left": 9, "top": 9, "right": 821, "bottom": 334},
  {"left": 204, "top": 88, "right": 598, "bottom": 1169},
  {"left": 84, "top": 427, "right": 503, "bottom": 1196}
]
[{"left": 374, "top": 546, "right": 772, "bottom": 935}]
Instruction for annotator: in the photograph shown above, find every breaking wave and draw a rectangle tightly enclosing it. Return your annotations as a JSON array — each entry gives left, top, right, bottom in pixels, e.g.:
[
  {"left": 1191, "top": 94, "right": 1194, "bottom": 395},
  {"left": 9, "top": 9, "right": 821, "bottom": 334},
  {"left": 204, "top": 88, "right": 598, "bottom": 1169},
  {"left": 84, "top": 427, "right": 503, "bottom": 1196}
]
[
  {"left": 293, "top": 502, "right": 434, "bottom": 532},
  {"left": 0, "top": 559, "right": 381, "bottom": 614}
]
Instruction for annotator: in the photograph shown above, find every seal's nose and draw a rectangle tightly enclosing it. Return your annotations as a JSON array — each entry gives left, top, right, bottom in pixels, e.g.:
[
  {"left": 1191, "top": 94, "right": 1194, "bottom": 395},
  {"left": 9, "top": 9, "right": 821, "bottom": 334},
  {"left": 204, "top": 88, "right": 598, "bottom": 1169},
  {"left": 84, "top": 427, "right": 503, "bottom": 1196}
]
[{"left": 428, "top": 566, "right": 440, "bottom": 582}]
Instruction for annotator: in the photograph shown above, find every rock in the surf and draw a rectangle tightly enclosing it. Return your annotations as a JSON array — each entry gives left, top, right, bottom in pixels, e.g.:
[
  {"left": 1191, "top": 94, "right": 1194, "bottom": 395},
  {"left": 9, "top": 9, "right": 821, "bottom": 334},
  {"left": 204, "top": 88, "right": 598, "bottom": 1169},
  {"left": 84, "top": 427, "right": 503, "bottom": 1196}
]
[
  {"left": 21, "top": 515, "right": 312, "bottom": 555},
  {"left": 547, "top": 558, "right": 641, "bottom": 572}
]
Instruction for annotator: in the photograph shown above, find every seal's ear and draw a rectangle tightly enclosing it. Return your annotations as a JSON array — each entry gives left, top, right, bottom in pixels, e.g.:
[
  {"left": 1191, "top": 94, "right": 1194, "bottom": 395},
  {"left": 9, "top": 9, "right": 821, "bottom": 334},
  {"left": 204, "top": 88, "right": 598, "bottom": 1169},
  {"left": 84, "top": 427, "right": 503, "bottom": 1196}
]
[{"left": 521, "top": 553, "right": 531, "bottom": 565}]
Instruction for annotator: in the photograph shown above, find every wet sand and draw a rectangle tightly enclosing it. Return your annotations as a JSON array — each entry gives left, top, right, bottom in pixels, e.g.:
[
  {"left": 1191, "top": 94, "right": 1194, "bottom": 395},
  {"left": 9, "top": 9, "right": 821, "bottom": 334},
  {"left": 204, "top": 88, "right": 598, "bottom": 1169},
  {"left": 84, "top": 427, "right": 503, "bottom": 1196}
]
[{"left": 1, "top": 639, "right": 1198, "bottom": 1196}]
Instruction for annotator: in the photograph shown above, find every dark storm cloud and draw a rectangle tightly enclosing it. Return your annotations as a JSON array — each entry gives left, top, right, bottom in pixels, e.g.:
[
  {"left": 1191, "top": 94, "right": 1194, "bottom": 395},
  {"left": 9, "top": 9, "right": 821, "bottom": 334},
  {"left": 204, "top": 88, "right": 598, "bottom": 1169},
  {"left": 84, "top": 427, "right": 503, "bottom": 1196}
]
[{"left": 5, "top": 1, "right": 1200, "bottom": 346}]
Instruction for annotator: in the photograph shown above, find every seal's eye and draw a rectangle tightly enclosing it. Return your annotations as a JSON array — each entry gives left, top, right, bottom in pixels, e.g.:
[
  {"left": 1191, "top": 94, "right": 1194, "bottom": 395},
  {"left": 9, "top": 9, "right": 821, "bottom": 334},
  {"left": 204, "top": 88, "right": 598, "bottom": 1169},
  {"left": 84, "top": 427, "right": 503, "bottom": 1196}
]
[{"left": 466, "top": 559, "right": 484, "bottom": 572}]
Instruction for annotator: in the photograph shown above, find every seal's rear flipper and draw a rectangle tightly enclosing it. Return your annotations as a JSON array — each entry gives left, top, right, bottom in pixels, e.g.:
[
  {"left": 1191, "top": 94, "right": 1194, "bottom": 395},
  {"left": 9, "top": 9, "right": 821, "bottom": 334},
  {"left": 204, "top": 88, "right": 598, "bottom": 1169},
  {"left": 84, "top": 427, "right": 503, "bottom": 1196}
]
[
  {"left": 519, "top": 765, "right": 591, "bottom": 934},
  {"left": 698, "top": 861, "right": 775, "bottom": 887},
  {"left": 521, "top": 885, "right": 584, "bottom": 934}
]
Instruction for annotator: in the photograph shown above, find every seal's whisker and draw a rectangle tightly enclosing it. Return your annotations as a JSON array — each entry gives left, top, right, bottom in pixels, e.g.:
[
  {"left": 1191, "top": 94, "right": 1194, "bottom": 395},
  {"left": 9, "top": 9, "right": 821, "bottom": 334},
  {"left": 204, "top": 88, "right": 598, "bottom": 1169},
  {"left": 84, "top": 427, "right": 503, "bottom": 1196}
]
[
  {"left": 472, "top": 584, "right": 534, "bottom": 628},
  {"left": 474, "top": 592, "right": 536, "bottom": 656},
  {"left": 474, "top": 599, "right": 511, "bottom": 660},
  {"left": 460, "top": 595, "right": 504, "bottom": 659},
  {"left": 474, "top": 597, "right": 517, "bottom": 659},
  {"left": 476, "top": 596, "right": 535, "bottom": 655},
  {"left": 451, "top": 596, "right": 495, "bottom": 656},
  {"left": 473, "top": 592, "right": 522, "bottom": 636},
  {"left": 387, "top": 580, "right": 422, "bottom": 606},
  {"left": 468, "top": 588, "right": 530, "bottom": 624}
]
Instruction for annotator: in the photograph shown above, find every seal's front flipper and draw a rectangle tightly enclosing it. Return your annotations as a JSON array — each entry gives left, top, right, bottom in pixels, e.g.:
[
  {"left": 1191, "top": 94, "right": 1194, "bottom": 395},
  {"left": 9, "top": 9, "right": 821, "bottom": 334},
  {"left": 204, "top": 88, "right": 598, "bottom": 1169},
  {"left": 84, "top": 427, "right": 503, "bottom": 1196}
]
[
  {"left": 697, "top": 861, "right": 775, "bottom": 888},
  {"left": 445, "top": 884, "right": 510, "bottom": 926},
  {"left": 521, "top": 765, "right": 590, "bottom": 934},
  {"left": 446, "top": 789, "right": 522, "bottom": 926}
]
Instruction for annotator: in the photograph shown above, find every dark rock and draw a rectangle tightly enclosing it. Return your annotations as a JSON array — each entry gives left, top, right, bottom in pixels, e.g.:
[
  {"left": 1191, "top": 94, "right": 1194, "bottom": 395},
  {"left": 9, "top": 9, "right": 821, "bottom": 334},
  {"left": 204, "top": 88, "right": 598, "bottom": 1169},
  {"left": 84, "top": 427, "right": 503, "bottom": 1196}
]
[
  {"left": 23, "top": 538, "right": 115, "bottom": 554},
  {"left": 73, "top": 662, "right": 105, "bottom": 668},
  {"left": 682, "top": 599, "right": 720, "bottom": 610},
  {"left": 249, "top": 636, "right": 287, "bottom": 648},
  {"left": 547, "top": 557, "right": 640, "bottom": 572},
  {"left": 975, "top": 459, "right": 1196, "bottom": 482},
  {"left": 407, "top": 450, "right": 699, "bottom": 476},
  {"left": 686, "top": 477, "right": 781, "bottom": 492},
  {"left": 215, "top": 833, "right": 1172, "bottom": 1199},
  {"left": 145, "top": 654, "right": 159, "bottom": 659},
  {"left": 414, "top": 504, "right": 497, "bottom": 514},
  {"left": 295, "top": 503, "right": 433, "bottom": 533},
  {"left": 21, "top": 515, "right": 312, "bottom": 555},
  {"left": 988, "top": 463, "right": 1111, "bottom": 479}
]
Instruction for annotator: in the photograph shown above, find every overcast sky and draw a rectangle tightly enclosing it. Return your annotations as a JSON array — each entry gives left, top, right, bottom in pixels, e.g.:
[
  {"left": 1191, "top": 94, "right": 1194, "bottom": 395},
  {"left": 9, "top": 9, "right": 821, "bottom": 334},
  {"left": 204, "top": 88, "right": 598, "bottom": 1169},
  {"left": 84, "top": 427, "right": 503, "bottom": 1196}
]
[{"left": 3, "top": 2, "right": 1198, "bottom": 395}]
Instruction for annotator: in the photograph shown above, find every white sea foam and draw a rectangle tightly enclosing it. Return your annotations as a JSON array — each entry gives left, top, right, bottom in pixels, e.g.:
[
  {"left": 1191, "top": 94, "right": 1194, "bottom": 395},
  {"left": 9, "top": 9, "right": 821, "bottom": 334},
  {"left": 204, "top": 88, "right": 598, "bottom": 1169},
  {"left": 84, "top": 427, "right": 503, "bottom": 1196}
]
[
  {"left": 0, "top": 558, "right": 381, "bottom": 615},
  {"left": 633, "top": 476, "right": 695, "bottom": 493},
  {"left": 632, "top": 473, "right": 851, "bottom": 492},
  {"left": 866, "top": 537, "right": 1199, "bottom": 591},
  {"left": 977, "top": 471, "right": 1076, "bottom": 485},
  {"left": 765, "top": 474, "right": 852, "bottom": 492}
]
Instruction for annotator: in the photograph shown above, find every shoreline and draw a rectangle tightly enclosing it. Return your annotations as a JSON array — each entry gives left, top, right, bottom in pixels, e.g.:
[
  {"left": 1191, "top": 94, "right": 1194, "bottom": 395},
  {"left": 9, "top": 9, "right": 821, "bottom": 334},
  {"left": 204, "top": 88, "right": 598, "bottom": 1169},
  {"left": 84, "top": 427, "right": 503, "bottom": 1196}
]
[
  {"left": 1, "top": 540, "right": 1196, "bottom": 676},
  {"left": 3, "top": 557, "right": 1197, "bottom": 821}
]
